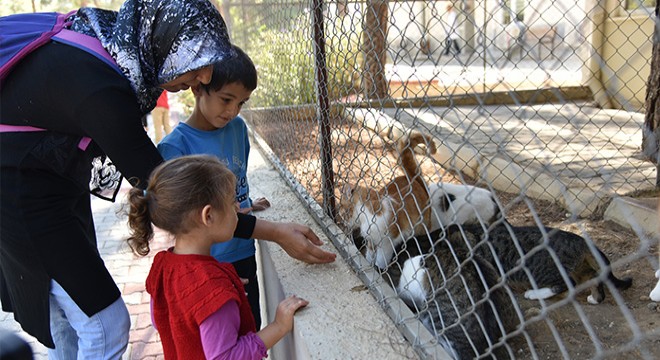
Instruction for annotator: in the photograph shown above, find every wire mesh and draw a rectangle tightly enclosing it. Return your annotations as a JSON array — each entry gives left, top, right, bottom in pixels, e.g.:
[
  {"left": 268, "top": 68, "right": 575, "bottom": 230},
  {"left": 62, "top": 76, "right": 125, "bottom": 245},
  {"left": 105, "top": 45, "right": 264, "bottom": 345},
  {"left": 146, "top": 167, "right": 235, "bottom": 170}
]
[{"left": 230, "top": 0, "right": 660, "bottom": 358}]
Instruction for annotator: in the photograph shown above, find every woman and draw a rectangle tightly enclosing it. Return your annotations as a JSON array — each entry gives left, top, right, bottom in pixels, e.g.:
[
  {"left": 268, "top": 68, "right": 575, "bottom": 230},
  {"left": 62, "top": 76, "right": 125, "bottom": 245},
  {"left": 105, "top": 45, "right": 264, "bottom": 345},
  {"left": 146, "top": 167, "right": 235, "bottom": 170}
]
[{"left": 0, "top": 1, "right": 334, "bottom": 358}]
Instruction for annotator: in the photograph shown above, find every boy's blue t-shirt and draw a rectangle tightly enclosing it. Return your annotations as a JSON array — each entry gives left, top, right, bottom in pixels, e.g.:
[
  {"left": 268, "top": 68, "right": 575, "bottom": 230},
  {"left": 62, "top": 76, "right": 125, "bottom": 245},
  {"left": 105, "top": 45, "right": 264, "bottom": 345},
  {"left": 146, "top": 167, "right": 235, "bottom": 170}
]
[{"left": 158, "top": 116, "right": 254, "bottom": 263}]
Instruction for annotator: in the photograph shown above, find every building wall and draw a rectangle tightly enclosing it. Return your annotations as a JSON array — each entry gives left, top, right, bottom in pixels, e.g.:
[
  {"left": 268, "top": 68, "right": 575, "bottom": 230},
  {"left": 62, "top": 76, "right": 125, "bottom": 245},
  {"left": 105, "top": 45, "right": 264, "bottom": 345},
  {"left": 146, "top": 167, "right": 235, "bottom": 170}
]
[
  {"left": 601, "top": 9, "right": 654, "bottom": 110},
  {"left": 343, "top": 0, "right": 654, "bottom": 110}
]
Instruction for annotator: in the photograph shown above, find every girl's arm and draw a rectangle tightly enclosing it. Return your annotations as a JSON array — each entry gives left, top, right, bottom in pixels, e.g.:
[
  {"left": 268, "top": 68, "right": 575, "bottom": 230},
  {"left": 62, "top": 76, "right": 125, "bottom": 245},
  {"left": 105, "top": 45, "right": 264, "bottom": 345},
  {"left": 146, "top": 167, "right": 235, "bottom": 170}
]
[
  {"left": 254, "top": 295, "right": 308, "bottom": 349},
  {"left": 199, "top": 301, "right": 267, "bottom": 360},
  {"left": 200, "top": 296, "right": 309, "bottom": 359}
]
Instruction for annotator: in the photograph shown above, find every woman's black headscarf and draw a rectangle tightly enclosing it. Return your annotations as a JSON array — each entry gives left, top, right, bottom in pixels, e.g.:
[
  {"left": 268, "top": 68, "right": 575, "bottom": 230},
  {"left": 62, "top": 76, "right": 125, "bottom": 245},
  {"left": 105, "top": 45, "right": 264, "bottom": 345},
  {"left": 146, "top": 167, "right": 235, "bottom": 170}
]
[{"left": 70, "top": 0, "right": 233, "bottom": 113}]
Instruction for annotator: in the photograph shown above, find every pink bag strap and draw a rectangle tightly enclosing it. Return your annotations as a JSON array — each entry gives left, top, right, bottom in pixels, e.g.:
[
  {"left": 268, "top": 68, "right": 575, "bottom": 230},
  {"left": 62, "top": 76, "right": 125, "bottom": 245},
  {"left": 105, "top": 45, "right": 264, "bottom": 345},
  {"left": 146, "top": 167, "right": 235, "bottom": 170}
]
[
  {"left": 0, "top": 124, "right": 92, "bottom": 151},
  {"left": 52, "top": 29, "right": 122, "bottom": 75},
  {"left": 0, "top": 124, "right": 45, "bottom": 132}
]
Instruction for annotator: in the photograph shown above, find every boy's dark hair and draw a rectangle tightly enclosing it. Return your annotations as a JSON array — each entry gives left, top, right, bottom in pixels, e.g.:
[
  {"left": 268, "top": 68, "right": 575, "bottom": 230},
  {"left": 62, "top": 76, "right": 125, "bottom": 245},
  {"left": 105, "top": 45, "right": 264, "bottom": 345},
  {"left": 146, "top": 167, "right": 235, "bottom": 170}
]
[{"left": 201, "top": 45, "right": 257, "bottom": 93}]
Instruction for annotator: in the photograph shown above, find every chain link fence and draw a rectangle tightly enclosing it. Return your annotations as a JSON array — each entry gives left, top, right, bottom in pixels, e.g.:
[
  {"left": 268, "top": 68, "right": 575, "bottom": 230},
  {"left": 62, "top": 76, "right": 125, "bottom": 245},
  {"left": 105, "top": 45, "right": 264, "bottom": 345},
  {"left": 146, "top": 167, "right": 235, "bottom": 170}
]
[{"left": 226, "top": 0, "right": 659, "bottom": 358}]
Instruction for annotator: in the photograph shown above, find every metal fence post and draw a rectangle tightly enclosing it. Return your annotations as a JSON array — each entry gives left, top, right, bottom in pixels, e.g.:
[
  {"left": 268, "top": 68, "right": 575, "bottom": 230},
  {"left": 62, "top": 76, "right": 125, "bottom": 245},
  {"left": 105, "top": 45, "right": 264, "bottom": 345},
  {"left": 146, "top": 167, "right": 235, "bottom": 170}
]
[{"left": 312, "top": 0, "right": 336, "bottom": 219}]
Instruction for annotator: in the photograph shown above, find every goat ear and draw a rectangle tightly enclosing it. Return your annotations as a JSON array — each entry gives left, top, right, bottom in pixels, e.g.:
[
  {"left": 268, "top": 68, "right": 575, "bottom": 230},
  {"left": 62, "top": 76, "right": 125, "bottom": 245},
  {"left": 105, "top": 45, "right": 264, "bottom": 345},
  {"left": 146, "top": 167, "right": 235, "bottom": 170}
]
[
  {"left": 342, "top": 183, "right": 354, "bottom": 198},
  {"left": 437, "top": 194, "right": 451, "bottom": 212}
]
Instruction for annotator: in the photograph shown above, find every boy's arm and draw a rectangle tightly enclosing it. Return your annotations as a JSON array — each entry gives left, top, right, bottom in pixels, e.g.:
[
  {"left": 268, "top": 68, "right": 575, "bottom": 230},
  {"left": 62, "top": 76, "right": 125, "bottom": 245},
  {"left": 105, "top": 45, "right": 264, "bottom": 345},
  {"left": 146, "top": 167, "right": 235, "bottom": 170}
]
[{"left": 157, "top": 142, "right": 186, "bottom": 160}]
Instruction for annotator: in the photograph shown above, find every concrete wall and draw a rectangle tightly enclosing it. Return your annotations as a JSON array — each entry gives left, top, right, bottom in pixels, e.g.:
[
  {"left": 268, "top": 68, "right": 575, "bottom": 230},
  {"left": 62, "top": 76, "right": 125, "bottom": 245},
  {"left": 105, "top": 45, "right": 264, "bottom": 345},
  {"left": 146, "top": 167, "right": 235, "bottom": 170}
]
[
  {"left": 365, "top": 0, "right": 655, "bottom": 111},
  {"left": 580, "top": 0, "right": 654, "bottom": 111},
  {"left": 601, "top": 10, "right": 654, "bottom": 110}
]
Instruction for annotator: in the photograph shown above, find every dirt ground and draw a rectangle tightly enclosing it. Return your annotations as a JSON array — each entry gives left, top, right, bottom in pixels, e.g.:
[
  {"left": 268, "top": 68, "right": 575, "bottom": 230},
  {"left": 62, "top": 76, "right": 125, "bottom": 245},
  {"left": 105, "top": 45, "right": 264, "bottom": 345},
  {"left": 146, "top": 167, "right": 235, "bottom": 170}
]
[{"left": 254, "top": 117, "right": 660, "bottom": 359}]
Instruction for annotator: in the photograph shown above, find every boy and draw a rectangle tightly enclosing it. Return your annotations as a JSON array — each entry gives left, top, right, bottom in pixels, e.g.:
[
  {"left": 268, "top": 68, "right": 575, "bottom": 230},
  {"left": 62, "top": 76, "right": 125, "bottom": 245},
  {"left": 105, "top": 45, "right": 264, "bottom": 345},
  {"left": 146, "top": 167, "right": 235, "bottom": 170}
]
[{"left": 158, "top": 46, "right": 269, "bottom": 328}]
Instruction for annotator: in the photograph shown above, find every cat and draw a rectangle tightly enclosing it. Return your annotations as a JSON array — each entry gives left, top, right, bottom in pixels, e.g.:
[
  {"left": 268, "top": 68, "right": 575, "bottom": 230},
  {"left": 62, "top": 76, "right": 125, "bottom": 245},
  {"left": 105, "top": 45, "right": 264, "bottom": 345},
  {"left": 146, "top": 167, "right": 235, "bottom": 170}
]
[
  {"left": 383, "top": 227, "right": 520, "bottom": 360},
  {"left": 341, "top": 130, "right": 437, "bottom": 269},
  {"left": 427, "top": 182, "right": 501, "bottom": 231},
  {"left": 453, "top": 221, "right": 633, "bottom": 304},
  {"left": 650, "top": 269, "right": 660, "bottom": 302}
]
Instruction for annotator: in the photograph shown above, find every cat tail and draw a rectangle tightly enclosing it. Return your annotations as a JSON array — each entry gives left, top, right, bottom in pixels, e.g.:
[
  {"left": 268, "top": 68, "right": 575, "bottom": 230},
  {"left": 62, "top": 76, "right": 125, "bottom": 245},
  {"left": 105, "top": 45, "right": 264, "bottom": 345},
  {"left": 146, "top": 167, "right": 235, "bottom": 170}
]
[
  {"left": 397, "top": 130, "right": 437, "bottom": 183},
  {"left": 588, "top": 247, "right": 633, "bottom": 290}
]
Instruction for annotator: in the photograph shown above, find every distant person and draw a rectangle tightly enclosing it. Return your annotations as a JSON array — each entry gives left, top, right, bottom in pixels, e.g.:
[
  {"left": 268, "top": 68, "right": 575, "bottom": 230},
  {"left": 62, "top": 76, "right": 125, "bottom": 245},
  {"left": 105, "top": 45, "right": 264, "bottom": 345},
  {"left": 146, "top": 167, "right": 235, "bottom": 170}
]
[
  {"left": 443, "top": 3, "right": 461, "bottom": 56},
  {"left": 159, "top": 46, "right": 270, "bottom": 328},
  {"left": 127, "top": 155, "right": 309, "bottom": 359},
  {"left": 505, "top": 14, "right": 526, "bottom": 60},
  {"left": 152, "top": 90, "right": 172, "bottom": 143}
]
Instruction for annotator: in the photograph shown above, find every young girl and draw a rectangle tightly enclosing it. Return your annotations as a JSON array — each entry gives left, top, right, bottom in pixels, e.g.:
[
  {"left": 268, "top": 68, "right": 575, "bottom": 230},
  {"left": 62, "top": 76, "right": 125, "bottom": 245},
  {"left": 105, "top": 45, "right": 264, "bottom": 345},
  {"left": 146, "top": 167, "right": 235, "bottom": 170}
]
[{"left": 126, "top": 155, "right": 308, "bottom": 359}]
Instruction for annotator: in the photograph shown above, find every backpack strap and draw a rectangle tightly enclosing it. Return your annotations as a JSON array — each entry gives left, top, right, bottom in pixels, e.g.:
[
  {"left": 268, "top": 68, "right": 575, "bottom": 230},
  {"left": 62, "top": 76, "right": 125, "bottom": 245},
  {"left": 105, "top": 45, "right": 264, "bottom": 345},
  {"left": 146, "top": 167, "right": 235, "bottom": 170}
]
[
  {"left": 0, "top": 11, "right": 75, "bottom": 80},
  {"left": 0, "top": 124, "right": 45, "bottom": 133},
  {"left": 52, "top": 29, "right": 122, "bottom": 76},
  {"left": 1, "top": 10, "right": 120, "bottom": 152},
  {"left": 1, "top": 10, "right": 123, "bottom": 80}
]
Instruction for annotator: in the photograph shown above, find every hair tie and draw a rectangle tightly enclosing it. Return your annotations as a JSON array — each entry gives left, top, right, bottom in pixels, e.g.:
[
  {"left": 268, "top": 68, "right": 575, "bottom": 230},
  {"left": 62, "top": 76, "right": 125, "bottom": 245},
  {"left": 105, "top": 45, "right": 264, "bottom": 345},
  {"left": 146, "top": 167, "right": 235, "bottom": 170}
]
[{"left": 143, "top": 189, "right": 148, "bottom": 197}]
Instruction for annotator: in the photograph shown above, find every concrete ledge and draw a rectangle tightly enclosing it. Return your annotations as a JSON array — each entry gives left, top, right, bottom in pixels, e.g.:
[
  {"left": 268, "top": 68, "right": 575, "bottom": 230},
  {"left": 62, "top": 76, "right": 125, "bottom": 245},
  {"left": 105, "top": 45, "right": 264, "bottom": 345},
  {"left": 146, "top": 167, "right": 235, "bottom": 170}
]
[
  {"left": 338, "top": 86, "right": 593, "bottom": 109},
  {"left": 604, "top": 197, "right": 659, "bottom": 237}
]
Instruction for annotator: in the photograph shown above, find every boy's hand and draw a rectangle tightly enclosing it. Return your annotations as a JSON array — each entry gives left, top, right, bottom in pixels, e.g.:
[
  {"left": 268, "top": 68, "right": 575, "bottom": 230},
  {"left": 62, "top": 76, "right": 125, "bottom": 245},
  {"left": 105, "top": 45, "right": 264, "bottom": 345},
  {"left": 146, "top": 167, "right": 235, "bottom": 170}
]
[
  {"left": 236, "top": 197, "right": 271, "bottom": 214},
  {"left": 253, "top": 219, "right": 337, "bottom": 264},
  {"left": 274, "top": 223, "right": 337, "bottom": 264},
  {"left": 251, "top": 197, "right": 271, "bottom": 212}
]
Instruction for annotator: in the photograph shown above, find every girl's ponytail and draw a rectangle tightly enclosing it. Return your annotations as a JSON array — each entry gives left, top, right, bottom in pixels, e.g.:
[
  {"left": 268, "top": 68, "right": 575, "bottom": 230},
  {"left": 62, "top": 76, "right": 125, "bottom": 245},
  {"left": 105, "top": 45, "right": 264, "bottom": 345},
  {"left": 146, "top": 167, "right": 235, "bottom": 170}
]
[{"left": 126, "top": 187, "right": 154, "bottom": 256}]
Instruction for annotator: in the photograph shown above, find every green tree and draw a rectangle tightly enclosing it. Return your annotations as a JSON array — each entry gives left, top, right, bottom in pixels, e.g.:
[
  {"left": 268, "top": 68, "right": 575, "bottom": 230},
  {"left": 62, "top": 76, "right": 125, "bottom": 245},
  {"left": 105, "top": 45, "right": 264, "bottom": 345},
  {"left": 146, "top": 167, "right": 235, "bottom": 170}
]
[{"left": 361, "top": 0, "right": 388, "bottom": 99}]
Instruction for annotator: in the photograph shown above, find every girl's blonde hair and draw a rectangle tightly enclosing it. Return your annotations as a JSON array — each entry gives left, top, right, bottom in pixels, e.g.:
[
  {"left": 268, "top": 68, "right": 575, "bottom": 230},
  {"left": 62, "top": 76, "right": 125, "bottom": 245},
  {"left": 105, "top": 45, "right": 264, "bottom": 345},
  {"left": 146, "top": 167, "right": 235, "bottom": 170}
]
[{"left": 126, "top": 155, "right": 236, "bottom": 256}]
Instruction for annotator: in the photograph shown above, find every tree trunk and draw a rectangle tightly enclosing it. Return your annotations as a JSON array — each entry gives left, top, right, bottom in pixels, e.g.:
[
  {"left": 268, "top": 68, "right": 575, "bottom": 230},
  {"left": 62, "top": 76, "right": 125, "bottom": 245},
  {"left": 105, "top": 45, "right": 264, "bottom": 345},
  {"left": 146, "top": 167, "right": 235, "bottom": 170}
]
[
  {"left": 642, "top": 2, "right": 660, "bottom": 188},
  {"left": 361, "top": 0, "right": 389, "bottom": 99}
]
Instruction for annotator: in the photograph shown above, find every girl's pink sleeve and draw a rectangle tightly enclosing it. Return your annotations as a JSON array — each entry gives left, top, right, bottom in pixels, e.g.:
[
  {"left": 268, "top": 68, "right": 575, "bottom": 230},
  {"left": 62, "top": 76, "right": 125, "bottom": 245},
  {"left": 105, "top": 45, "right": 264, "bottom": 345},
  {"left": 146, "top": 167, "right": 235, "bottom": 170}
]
[{"left": 199, "top": 300, "right": 268, "bottom": 360}]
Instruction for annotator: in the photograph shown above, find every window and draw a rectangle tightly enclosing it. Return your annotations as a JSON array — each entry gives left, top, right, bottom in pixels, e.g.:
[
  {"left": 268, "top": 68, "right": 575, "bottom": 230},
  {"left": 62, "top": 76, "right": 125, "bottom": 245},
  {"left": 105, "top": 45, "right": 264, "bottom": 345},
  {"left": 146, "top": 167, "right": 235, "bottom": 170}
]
[{"left": 625, "top": 0, "right": 656, "bottom": 10}]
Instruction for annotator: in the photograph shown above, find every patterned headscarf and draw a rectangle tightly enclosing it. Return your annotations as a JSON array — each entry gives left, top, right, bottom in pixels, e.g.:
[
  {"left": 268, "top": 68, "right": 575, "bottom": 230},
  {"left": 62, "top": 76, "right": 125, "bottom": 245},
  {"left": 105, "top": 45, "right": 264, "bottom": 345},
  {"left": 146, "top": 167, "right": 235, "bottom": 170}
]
[{"left": 70, "top": 0, "right": 232, "bottom": 113}]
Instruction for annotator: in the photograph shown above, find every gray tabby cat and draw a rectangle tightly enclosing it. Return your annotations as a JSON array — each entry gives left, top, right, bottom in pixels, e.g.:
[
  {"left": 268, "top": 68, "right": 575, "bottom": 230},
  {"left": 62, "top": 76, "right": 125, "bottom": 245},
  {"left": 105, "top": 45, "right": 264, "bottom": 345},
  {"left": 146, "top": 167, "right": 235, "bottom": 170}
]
[
  {"left": 381, "top": 228, "right": 520, "bottom": 360},
  {"left": 453, "top": 221, "right": 633, "bottom": 304}
]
